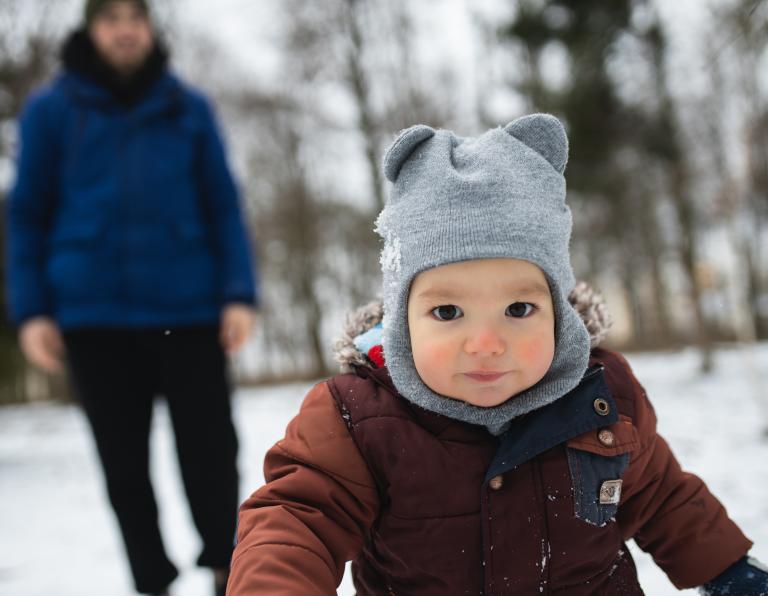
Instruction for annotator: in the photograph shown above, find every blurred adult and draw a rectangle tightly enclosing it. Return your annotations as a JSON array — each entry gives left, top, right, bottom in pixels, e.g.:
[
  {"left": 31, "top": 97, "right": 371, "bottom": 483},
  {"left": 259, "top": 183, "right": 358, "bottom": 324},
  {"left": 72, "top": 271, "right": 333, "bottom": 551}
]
[{"left": 6, "top": 1, "right": 258, "bottom": 594}]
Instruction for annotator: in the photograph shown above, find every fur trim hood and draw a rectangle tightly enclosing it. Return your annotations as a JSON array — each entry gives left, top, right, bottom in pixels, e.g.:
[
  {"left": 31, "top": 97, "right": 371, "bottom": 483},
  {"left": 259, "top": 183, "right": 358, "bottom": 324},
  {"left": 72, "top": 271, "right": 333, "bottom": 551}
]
[{"left": 333, "top": 281, "right": 611, "bottom": 373}]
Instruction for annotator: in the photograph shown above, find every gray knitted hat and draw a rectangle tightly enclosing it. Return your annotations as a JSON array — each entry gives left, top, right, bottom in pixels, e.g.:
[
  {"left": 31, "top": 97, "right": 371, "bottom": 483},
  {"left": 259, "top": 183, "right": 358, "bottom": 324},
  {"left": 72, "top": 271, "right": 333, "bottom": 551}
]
[{"left": 376, "top": 114, "right": 590, "bottom": 435}]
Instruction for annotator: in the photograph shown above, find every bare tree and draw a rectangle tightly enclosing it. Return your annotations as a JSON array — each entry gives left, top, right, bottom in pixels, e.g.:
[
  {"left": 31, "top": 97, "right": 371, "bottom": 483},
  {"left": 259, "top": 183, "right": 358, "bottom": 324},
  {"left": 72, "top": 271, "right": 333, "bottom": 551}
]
[
  {"left": 210, "top": 0, "right": 456, "bottom": 380},
  {"left": 0, "top": 0, "right": 64, "bottom": 403},
  {"left": 644, "top": 21, "right": 714, "bottom": 370},
  {"left": 491, "top": 1, "right": 684, "bottom": 353},
  {"left": 721, "top": 0, "right": 768, "bottom": 339}
]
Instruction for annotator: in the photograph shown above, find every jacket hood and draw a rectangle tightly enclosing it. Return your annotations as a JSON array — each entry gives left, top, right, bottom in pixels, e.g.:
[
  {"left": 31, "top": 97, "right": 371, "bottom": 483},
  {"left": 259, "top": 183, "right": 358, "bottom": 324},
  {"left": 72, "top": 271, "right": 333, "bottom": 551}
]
[{"left": 333, "top": 281, "right": 611, "bottom": 373}]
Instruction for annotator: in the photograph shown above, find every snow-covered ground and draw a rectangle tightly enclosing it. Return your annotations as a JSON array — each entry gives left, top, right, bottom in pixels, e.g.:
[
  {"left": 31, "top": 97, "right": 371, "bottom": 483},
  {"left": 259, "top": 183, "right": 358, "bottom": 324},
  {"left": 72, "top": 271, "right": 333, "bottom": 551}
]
[{"left": 1, "top": 344, "right": 767, "bottom": 595}]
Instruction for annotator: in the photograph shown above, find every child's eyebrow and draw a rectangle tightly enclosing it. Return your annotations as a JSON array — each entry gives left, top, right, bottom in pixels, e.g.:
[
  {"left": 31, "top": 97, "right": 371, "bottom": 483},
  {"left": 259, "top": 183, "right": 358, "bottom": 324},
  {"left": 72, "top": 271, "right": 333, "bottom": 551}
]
[
  {"left": 414, "top": 281, "right": 550, "bottom": 301},
  {"left": 507, "top": 282, "right": 551, "bottom": 297},
  {"left": 414, "top": 288, "right": 463, "bottom": 301}
]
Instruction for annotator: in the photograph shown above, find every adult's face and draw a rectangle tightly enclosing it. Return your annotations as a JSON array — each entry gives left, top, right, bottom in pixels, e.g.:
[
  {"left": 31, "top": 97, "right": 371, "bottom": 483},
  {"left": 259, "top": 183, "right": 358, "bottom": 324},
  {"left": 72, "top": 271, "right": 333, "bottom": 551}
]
[{"left": 88, "top": 1, "right": 154, "bottom": 76}]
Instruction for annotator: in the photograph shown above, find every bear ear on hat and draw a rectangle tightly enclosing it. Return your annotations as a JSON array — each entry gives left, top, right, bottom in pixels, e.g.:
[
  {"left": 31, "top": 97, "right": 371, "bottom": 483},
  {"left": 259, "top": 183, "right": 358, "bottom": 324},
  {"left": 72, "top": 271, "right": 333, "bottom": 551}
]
[
  {"left": 383, "top": 124, "right": 436, "bottom": 182},
  {"left": 504, "top": 114, "right": 568, "bottom": 174}
]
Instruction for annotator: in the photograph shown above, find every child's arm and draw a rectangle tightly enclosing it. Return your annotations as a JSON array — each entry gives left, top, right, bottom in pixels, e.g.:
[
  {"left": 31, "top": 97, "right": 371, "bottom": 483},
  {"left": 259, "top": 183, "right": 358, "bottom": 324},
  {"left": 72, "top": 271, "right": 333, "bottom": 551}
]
[
  {"left": 611, "top": 353, "right": 753, "bottom": 590},
  {"left": 228, "top": 382, "right": 380, "bottom": 595}
]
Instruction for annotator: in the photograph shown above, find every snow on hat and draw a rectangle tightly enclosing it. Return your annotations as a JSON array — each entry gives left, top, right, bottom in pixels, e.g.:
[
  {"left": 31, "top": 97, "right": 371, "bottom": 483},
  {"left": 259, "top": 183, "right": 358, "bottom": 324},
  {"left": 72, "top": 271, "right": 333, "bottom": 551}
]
[{"left": 376, "top": 114, "right": 591, "bottom": 435}]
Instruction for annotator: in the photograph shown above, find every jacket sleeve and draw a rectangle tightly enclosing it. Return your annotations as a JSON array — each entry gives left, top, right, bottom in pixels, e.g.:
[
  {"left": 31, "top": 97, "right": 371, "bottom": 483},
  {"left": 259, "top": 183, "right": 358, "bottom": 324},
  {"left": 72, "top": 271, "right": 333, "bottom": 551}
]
[
  {"left": 194, "top": 95, "right": 258, "bottom": 307},
  {"left": 612, "top": 353, "right": 752, "bottom": 589},
  {"left": 228, "top": 382, "right": 380, "bottom": 595},
  {"left": 6, "top": 90, "right": 60, "bottom": 324}
]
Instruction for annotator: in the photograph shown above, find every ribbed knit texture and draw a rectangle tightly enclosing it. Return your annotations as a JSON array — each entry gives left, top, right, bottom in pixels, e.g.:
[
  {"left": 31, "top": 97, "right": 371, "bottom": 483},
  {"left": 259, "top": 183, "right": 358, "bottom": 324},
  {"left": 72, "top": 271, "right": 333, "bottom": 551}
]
[{"left": 377, "top": 114, "right": 590, "bottom": 435}]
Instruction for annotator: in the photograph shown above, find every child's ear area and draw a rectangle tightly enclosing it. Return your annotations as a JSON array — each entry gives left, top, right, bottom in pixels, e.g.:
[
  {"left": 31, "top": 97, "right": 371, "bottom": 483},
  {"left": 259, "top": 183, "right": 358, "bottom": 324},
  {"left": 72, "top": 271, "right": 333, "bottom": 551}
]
[
  {"left": 383, "top": 124, "right": 436, "bottom": 182},
  {"left": 504, "top": 114, "right": 568, "bottom": 174}
]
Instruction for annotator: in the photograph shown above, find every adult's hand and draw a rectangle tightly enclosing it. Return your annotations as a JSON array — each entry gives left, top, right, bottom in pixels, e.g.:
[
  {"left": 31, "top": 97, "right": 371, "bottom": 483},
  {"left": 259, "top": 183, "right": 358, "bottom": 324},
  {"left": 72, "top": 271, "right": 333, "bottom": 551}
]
[
  {"left": 19, "top": 316, "right": 65, "bottom": 373},
  {"left": 220, "top": 304, "right": 257, "bottom": 354}
]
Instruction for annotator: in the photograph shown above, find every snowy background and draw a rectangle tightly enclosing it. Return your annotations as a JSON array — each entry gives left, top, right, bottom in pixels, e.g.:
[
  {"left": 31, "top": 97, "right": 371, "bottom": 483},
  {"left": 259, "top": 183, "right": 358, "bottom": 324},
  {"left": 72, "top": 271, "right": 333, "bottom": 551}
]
[
  {"left": 1, "top": 1, "right": 767, "bottom": 594},
  {"left": 1, "top": 344, "right": 767, "bottom": 595}
]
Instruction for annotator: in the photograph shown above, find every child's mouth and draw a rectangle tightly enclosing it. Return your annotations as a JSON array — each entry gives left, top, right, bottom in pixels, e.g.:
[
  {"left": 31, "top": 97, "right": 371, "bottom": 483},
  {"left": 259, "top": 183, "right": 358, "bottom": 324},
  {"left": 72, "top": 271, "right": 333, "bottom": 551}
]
[{"left": 463, "top": 371, "right": 507, "bottom": 382}]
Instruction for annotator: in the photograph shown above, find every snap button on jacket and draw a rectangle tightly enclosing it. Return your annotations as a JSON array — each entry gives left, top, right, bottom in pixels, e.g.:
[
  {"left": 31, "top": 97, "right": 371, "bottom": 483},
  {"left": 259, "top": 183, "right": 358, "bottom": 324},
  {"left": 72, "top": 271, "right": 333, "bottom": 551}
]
[
  {"left": 598, "top": 429, "right": 615, "bottom": 446},
  {"left": 229, "top": 349, "right": 751, "bottom": 595}
]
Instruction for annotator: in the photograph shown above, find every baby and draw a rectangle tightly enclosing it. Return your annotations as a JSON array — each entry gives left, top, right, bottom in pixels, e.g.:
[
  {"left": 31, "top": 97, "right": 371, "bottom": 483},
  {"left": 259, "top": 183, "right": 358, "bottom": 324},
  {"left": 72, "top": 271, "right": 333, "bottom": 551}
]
[{"left": 227, "top": 115, "right": 767, "bottom": 595}]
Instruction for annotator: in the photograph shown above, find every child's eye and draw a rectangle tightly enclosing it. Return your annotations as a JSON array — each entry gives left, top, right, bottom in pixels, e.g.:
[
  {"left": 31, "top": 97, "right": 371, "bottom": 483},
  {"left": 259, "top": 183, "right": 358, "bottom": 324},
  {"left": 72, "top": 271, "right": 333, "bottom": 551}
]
[
  {"left": 431, "top": 305, "right": 463, "bottom": 321},
  {"left": 506, "top": 302, "right": 535, "bottom": 318}
]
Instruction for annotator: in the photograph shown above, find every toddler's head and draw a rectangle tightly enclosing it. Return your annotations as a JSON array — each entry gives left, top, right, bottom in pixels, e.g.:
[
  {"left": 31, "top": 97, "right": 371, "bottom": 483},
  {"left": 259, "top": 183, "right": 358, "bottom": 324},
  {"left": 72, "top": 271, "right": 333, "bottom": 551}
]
[{"left": 376, "top": 114, "right": 590, "bottom": 434}]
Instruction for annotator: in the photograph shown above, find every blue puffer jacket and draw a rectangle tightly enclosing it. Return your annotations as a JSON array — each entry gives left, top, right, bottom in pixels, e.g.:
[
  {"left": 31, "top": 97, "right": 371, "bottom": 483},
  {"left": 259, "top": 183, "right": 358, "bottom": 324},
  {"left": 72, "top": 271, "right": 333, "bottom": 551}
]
[{"left": 7, "top": 66, "right": 257, "bottom": 329}]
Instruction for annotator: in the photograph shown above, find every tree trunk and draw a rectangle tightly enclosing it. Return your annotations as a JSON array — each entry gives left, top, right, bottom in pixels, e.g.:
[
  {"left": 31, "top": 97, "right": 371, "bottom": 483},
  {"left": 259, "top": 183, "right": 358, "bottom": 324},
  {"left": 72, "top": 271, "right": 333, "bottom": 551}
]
[
  {"left": 637, "top": 189, "right": 674, "bottom": 345},
  {"left": 344, "top": 0, "right": 385, "bottom": 213},
  {"left": 669, "top": 168, "right": 713, "bottom": 372}
]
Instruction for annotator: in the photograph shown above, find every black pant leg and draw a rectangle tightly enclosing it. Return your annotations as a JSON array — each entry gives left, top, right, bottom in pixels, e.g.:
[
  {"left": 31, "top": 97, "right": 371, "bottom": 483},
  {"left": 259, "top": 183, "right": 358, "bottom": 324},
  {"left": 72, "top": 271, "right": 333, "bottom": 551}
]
[
  {"left": 153, "top": 326, "right": 239, "bottom": 570},
  {"left": 64, "top": 329, "right": 178, "bottom": 594}
]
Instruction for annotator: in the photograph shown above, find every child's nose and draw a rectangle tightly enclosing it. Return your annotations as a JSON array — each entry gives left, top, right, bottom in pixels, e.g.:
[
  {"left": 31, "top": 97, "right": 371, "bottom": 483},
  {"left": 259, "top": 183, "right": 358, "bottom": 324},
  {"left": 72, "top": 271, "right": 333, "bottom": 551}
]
[{"left": 463, "top": 325, "right": 506, "bottom": 356}]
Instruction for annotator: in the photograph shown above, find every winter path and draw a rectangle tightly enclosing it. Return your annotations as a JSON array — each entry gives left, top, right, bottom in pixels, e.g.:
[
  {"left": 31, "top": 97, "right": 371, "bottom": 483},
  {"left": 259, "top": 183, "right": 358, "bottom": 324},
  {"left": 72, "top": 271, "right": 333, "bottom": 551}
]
[{"left": 1, "top": 345, "right": 766, "bottom": 595}]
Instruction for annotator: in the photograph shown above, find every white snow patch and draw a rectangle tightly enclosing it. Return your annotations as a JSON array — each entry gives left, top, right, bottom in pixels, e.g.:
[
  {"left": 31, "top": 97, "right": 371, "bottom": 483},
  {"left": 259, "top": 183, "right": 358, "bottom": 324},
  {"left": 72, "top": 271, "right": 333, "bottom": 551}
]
[
  {"left": 1, "top": 344, "right": 767, "bottom": 595},
  {"left": 379, "top": 235, "right": 402, "bottom": 273}
]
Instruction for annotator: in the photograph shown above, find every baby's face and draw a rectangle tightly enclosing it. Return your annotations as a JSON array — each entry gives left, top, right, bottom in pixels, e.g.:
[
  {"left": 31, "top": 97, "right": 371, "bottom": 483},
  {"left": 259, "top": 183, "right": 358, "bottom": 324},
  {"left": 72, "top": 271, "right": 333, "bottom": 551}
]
[{"left": 407, "top": 258, "right": 555, "bottom": 408}]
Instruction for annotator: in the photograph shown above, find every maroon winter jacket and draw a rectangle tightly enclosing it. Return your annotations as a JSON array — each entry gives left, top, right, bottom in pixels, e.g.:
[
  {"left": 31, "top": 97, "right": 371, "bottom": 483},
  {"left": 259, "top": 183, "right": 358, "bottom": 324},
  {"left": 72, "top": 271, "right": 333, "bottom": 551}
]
[{"left": 228, "top": 348, "right": 751, "bottom": 595}]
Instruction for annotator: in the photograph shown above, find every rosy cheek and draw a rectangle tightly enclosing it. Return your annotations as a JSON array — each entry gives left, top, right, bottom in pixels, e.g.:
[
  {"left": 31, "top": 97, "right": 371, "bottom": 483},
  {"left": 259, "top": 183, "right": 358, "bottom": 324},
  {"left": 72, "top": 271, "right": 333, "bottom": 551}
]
[
  {"left": 515, "top": 336, "right": 553, "bottom": 369},
  {"left": 422, "top": 341, "right": 453, "bottom": 364},
  {"left": 413, "top": 340, "right": 453, "bottom": 388}
]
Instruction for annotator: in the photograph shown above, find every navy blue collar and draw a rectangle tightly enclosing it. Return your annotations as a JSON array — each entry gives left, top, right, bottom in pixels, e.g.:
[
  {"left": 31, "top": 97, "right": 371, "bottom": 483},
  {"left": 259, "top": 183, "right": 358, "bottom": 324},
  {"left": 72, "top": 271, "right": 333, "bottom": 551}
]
[
  {"left": 59, "top": 70, "right": 183, "bottom": 121},
  {"left": 484, "top": 365, "right": 616, "bottom": 482}
]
